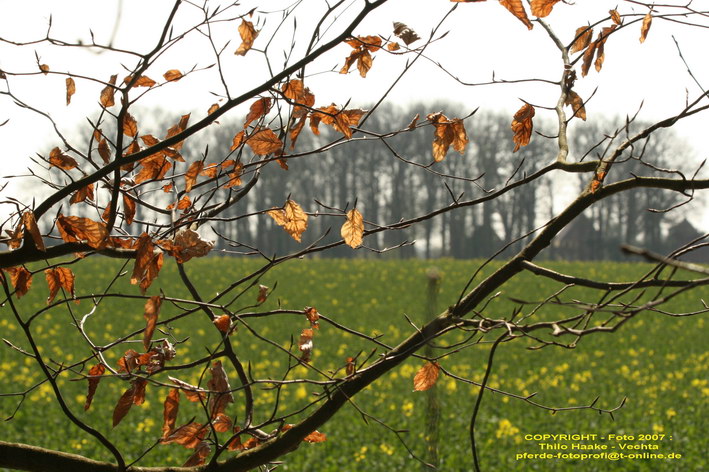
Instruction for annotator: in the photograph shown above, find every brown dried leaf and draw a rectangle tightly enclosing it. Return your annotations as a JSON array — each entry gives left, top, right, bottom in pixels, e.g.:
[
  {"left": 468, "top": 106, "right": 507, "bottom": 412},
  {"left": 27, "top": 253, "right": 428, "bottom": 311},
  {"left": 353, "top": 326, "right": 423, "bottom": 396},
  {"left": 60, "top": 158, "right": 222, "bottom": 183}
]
[
  {"left": 247, "top": 128, "right": 283, "bottom": 156},
  {"left": 428, "top": 113, "right": 469, "bottom": 162},
  {"left": 49, "top": 147, "right": 78, "bottom": 170},
  {"left": 56, "top": 215, "right": 109, "bottom": 249},
  {"left": 141, "top": 135, "right": 160, "bottom": 147},
  {"left": 117, "top": 349, "right": 140, "bottom": 373},
  {"left": 163, "top": 422, "right": 207, "bottom": 449},
  {"left": 224, "top": 162, "right": 244, "bottom": 189},
  {"left": 610, "top": 9, "right": 622, "bottom": 25},
  {"left": 304, "top": 430, "right": 327, "bottom": 443},
  {"left": 213, "top": 314, "right": 232, "bottom": 333},
  {"left": 341, "top": 208, "right": 364, "bottom": 248},
  {"left": 45, "top": 267, "right": 75, "bottom": 304},
  {"left": 165, "top": 113, "right": 191, "bottom": 151},
  {"left": 124, "top": 75, "right": 157, "bottom": 87},
  {"left": 267, "top": 199, "right": 308, "bottom": 242},
  {"left": 212, "top": 413, "right": 232, "bottom": 433},
  {"left": 162, "top": 388, "right": 180, "bottom": 438},
  {"left": 4, "top": 222, "right": 23, "bottom": 249},
  {"left": 244, "top": 97, "right": 272, "bottom": 128},
  {"left": 393, "top": 22, "right": 421, "bottom": 45},
  {"left": 564, "top": 90, "right": 587, "bottom": 121},
  {"left": 207, "top": 361, "right": 234, "bottom": 417},
  {"left": 407, "top": 113, "right": 420, "bottom": 130},
  {"left": 123, "top": 113, "right": 138, "bottom": 138},
  {"left": 84, "top": 363, "right": 105, "bottom": 411},
  {"left": 345, "top": 35, "right": 382, "bottom": 52},
  {"left": 413, "top": 361, "right": 440, "bottom": 391},
  {"left": 133, "top": 378, "right": 147, "bottom": 405},
  {"left": 594, "top": 25, "right": 617, "bottom": 73},
  {"left": 281, "top": 79, "right": 315, "bottom": 119},
  {"left": 499, "top": 0, "right": 533, "bottom": 30},
  {"left": 65, "top": 77, "right": 76, "bottom": 105},
  {"left": 39, "top": 64, "right": 50, "bottom": 75},
  {"left": 98, "top": 138, "right": 111, "bottom": 164},
  {"left": 123, "top": 193, "right": 136, "bottom": 225},
  {"left": 100, "top": 74, "right": 117, "bottom": 108},
  {"left": 135, "top": 155, "right": 172, "bottom": 184},
  {"left": 313, "top": 105, "right": 366, "bottom": 139},
  {"left": 511, "top": 103, "right": 535, "bottom": 152},
  {"left": 6, "top": 266, "right": 32, "bottom": 298},
  {"left": 289, "top": 115, "right": 307, "bottom": 150},
  {"left": 231, "top": 130, "right": 246, "bottom": 151},
  {"left": 143, "top": 295, "right": 162, "bottom": 351},
  {"left": 571, "top": 26, "right": 593, "bottom": 54},
  {"left": 207, "top": 103, "right": 220, "bottom": 115},
  {"left": 305, "top": 306, "right": 320, "bottom": 329},
  {"left": 235, "top": 19, "right": 259, "bottom": 56},
  {"left": 640, "top": 12, "right": 652, "bottom": 43},
  {"left": 530, "top": 0, "right": 560, "bottom": 18},
  {"left": 22, "top": 211, "right": 45, "bottom": 251},
  {"left": 257, "top": 284, "right": 269, "bottom": 304},
  {"left": 387, "top": 42, "right": 401, "bottom": 51},
  {"left": 170, "top": 228, "right": 214, "bottom": 263},
  {"left": 581, "top": 41, "right": 597, "bottom": 77},
  {"left": 345, "top": 357, "right": 356, "bottom": 376},
  {"left": 70, "top": 183, "right": 95, "bottom": 205},
  {"left": 356, "top": 49, "right": 373, "bottom": 78},
  {"left": 163, "top": 69, "right": 183, "bottom": 82},
  {"left": 131, "top": 233, "right": 154, "bottom": 286},
  {"left": 185, "top": 161, "right": 203, "bottom": 193},
  {"left": 112, "top": 382, "right": 136, "bottom": 427},
  {"left": 183, "top": 442, "right": 210, "bottom": 467}
]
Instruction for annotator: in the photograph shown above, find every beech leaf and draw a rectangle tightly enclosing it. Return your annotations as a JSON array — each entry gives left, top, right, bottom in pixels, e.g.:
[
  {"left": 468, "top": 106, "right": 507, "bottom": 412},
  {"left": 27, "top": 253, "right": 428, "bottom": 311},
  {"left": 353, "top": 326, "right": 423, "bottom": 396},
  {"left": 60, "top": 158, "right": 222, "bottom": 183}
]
[
  {"left": 45, "top": 267, "right": 75, "bottom": 304},
  {"left": 511, "top": 103, "right": 535, "bottom": 152},
  {"left": 235, "top": 19, "right": 259, "bottom": 55},
  {"left": 163, "top": 69, "right": 183, "bottom": 82},
  {"left": 640, "top": 12, "right": 652, "bottom": 43},
  {"left": 99, "top": 74, "right": 117, "bottom": 108},
  {"left": 112, "top": 382, "right": 136, "bottom": 427},
  {"left": 65, "top": 77, "right": 76, "bottom": 105},
  {"left": 341, "top": 208, "right": 364, "bottom": 248},
  {"left": 56, "top": 215, "right": 109, "bottom": 249},
  {"left": 207, "top": 361, "right": 234, "bottom": 417},
  {"left": 247, "top": 128, "right": 283, "bottom": 156},
  {"left": 267, "top": 200, "right": 308, "bottom": 242},
  {"left": 530, "top": 0, "right": 561, "bottom": 18},
  {"left": 22, "top": 211, "right": 45, "bottom": 251},
  {"left": 143, "top": 295, "right": 162, "bottom": 351},
  {"left": 393, "top": 22, "right": 421, "bottom": 45},
  {"left": 162, "top": 388, "right": 180, "bottom": 438},
  {"left": 49, "top": 147, "right": 78, "bottom": 170},
  {"left": 571, "top": 26, "right": 593, "bottom": 54},
  {"left": 5, "top": 266, "right": 32, "bottom": 298},
  {"left": 499, "top": 0, "right": 534, "bottom": 30},
  {"left": 564, "top": 90, "right": 587, "bottom": 121},
  {"left": 413, "top": 361, "right": 440, "bottom": 391},
  {"left": 84, "top": 363, "right": 105, "bottom": 411}
]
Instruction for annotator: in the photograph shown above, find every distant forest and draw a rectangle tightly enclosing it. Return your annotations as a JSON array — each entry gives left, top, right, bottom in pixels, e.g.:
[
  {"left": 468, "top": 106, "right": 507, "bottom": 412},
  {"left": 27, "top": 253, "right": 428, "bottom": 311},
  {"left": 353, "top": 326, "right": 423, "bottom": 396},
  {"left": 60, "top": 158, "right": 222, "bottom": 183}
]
[{"left": 43, "top": 102, "right": 708, "bottom": 262}]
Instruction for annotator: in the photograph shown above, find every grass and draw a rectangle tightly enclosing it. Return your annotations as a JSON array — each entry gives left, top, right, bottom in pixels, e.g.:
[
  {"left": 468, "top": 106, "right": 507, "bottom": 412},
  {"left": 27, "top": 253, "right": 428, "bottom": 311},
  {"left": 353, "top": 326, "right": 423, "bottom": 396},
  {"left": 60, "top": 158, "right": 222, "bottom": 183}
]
[{"left": 1, "top": 256, "right": 707, "bottom": 471}]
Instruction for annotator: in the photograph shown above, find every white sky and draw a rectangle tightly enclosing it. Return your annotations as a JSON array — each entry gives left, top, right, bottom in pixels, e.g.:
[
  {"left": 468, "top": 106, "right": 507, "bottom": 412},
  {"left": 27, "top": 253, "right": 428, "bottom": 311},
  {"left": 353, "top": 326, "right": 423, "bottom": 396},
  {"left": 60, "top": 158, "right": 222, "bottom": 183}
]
[{"left": 1, "top": 0, "right": 707, "bottom": 227}]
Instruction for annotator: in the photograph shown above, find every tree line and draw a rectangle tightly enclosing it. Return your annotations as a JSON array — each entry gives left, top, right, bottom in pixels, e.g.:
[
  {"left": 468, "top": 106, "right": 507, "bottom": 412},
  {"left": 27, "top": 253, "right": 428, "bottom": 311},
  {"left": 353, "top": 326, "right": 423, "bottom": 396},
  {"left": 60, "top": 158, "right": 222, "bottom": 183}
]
[{"left": 54, "top": 102, "right": 700, "bottom": 262}]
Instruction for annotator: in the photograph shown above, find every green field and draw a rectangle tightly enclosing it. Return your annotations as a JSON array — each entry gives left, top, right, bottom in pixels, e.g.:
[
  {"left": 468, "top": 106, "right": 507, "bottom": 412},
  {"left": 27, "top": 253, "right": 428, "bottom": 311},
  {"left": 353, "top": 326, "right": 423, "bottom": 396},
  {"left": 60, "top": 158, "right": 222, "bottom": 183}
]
[{"left": 1, "top": 257, "right": 707, "bottom": 471}]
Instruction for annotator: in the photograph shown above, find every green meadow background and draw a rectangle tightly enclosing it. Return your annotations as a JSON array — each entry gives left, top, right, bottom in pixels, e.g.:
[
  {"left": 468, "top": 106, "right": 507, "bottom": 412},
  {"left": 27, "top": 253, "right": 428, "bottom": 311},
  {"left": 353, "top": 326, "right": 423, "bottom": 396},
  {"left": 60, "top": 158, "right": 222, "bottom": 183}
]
[{"left": 1, "top": 257, "right": 707, "bottom": 471}]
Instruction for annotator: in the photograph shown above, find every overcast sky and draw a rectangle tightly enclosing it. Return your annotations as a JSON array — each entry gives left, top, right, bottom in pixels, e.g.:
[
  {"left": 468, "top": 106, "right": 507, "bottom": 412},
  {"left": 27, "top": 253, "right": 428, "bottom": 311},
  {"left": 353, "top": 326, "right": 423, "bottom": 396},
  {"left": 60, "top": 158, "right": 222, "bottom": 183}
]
[{"left": 1, "top": 0, "right": 707, "bottom": 226}]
